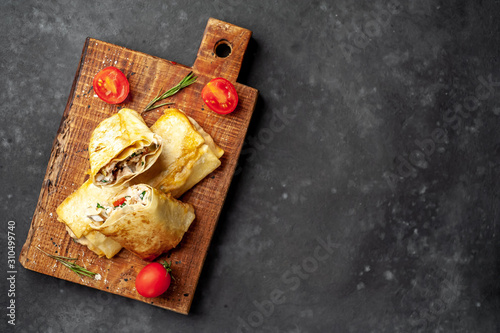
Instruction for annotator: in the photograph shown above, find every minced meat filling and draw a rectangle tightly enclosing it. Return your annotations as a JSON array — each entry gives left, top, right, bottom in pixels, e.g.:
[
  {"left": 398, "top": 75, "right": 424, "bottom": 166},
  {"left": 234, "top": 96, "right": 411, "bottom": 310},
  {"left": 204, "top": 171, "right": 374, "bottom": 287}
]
[{"left": 95, "top": 142, "right": 157, "bottom": 184}]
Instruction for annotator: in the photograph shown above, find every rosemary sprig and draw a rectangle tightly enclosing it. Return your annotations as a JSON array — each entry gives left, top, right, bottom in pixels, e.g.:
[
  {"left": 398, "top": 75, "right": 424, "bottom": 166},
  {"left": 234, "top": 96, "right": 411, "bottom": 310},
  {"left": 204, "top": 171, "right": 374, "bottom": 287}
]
[
  {"left": 143, "top": 71, "right": 197, "bottom": 113},
  {"left": 36, "top": 246, "right": 98, "bottom": 279}
]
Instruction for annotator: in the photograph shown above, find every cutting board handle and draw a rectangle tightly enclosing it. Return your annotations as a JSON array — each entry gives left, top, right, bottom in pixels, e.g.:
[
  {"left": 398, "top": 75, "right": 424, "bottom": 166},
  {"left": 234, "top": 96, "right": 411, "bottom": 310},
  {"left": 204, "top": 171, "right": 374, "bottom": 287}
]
[{"left": 193, "top": 18, "right": 252, "bottom": 83}]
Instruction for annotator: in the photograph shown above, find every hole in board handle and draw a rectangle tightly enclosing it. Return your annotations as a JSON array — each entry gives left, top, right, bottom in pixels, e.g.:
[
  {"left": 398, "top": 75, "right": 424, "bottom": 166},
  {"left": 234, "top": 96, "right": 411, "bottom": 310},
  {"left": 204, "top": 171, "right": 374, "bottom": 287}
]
[{"left": 214, "top": 40, "right": 232, "bottom": 58}]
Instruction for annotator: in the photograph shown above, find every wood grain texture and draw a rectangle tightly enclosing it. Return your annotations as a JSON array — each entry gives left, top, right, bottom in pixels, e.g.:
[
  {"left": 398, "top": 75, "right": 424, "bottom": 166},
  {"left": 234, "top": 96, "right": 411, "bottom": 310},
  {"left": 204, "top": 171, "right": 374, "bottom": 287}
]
[{"left": 19, "top": 18, "right": 258, "bottom": 315}]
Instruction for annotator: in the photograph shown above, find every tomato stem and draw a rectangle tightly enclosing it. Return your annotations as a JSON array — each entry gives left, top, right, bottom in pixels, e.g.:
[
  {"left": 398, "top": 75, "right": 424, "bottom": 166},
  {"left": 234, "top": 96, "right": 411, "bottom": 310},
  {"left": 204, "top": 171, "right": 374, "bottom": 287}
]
[{"left": 161, "top": 261, "right": 172, "bottom": 273}]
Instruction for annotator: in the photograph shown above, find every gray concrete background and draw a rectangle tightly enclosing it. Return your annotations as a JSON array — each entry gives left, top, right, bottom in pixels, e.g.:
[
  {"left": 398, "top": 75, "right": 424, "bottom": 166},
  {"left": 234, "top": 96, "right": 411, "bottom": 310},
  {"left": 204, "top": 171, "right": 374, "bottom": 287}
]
[{"left": 1, "top": 0, "right": 500, "bottom": 332}]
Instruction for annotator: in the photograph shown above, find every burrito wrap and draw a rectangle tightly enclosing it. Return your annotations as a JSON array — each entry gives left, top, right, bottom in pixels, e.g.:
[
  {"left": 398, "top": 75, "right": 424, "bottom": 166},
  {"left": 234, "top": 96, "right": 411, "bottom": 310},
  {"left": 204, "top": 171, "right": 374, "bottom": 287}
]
[
  {"left": 135, "top": 109, "right": 224, "bottom": 198},
  {"left": 89, "top": 108, "right": 162, "bottom": 187},
  {"left": 56, "top": 180, "right": 124, "bottom": 258},
  {"left": 90, "top": 184, "right": 195, "bottom": 261}
]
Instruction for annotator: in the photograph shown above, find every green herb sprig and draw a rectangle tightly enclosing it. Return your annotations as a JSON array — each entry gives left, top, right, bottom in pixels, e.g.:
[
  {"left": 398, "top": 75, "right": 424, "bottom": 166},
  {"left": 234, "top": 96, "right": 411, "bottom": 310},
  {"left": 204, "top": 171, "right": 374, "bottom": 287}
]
[
  {"left": 36, "top": 246, "right": 98, "bottom": 279},
  {"left": 143, "top": 72, "right": 197, "bottom": 113}
]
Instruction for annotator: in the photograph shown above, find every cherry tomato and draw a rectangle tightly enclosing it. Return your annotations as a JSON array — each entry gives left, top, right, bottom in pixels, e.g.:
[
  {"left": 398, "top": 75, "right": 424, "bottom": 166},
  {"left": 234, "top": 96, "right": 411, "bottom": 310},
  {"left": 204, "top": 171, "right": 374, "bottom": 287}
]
[
  {"left": 93, "top": 66, "right": 130, "bottom": 104},
  {"left": 201, "top": 77, "right": 238, "bottom": 114},
  {"left": 135, "top": 262, "right": 172, "bottom": 298},
  {"left": 113, "top": 197, "right": 126, "bottom": 207}
]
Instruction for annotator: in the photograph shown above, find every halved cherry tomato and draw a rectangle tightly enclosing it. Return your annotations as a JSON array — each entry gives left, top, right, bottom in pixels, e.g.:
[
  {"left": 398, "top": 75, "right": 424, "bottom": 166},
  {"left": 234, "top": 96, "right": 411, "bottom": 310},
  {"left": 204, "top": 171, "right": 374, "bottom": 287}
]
[
  {"left": 201, "top": 77, "right": 238, "bottom": 114},
  {"left": 93, "top": 66, "right": 130, "bottom": 104},
  {"left": 113, "top": 197, "right": 126, "bottom": 207},
  {"left": 135, "top": 262, "right": 172, "bottom": 298}
]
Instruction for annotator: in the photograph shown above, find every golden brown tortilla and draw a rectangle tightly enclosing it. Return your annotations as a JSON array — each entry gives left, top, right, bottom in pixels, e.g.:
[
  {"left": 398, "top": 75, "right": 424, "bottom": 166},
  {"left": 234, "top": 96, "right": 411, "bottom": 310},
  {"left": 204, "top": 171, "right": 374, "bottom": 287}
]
[
  {"left": 89, "top": 108, "right": 162, "bottom": 188},
  {"left": 65, "top": 227, "right": 122, "bottom": 259},
  {"left": 90, "top": 184, "right": 195, "bottom": 261},
  {"left": 135, "top": 109, "right": 224, "bottom": 198},
  {"left": 56, "top": 179, "right": 127, "bottom": 238},
  {"left": 56, "top": 179, "right": 125, "bottom": 258}
]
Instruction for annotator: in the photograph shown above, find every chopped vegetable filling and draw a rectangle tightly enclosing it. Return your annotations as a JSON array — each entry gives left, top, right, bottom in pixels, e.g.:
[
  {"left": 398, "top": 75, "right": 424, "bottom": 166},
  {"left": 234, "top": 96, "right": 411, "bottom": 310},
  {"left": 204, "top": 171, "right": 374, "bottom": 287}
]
[{"left": 87, "top": 186, "right": 149, "bottom": 223}]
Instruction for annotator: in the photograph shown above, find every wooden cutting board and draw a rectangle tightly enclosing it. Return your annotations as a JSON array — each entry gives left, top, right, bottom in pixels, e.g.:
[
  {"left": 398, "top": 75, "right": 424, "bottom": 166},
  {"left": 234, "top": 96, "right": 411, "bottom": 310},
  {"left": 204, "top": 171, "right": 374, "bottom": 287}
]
[{"left": 19, "top": 18, "right": 258, "bottom": 315}]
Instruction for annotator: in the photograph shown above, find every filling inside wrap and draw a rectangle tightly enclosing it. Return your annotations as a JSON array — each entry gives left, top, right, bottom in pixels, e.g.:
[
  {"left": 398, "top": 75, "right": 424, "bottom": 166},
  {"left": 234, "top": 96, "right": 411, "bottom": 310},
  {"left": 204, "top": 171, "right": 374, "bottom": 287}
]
[
  {"left": 88, "top": 184, "right": 195, "bottom": 261},
  {"left": 87, "top": 185, "right": 150, "bottom": 222},
  {"left": 56, "top": 179, "right": 125, "bottom": 258},
  {"left": 89, "top": 108, "right": 162, "bottom": 188},
  {"left": 94, "top": 140, "right": 160, "bottom": 186}
]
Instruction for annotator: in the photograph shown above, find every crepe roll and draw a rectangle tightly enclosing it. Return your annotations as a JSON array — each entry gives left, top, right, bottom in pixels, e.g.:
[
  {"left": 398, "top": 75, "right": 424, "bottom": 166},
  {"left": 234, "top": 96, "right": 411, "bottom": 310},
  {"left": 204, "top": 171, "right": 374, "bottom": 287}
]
[
  {"left": 89, "top": 184, "right": 195, "bottom": 261},
  {"left": 56, "top": 179, "right": 125, "bottom": 258},
  {"left": 89, "top": 108, "right": 162, "bottom": 188},
  {"left": 56, "top": 180, "right": 127, "bottom": 238},
  {"left": 135, "top": 109, "right": 224, "bottom": 198}
]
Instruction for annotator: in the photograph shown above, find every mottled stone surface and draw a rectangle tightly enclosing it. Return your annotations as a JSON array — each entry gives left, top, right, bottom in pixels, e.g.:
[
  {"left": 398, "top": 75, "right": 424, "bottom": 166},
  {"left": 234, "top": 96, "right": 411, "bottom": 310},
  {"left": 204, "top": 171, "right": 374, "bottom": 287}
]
[{"left": 1, "top": 0, "right": 499, "bottom": 332}]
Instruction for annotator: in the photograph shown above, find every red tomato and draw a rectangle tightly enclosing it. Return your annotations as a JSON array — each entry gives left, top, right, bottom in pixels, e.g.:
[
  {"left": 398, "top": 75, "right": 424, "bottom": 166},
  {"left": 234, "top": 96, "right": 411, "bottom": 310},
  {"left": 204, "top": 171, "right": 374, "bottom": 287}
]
[
  {"left": 113, "top": 197, "right": 126, "bottom": 207},
  {"left": 201, "top": 77, "right": 238, "bottom": 114},
  {"left": 93, "top": 66, "right": 130, "bottom": 104},
  {"left": 135, "top": 262, "right": 172, "bottom": 298}
]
